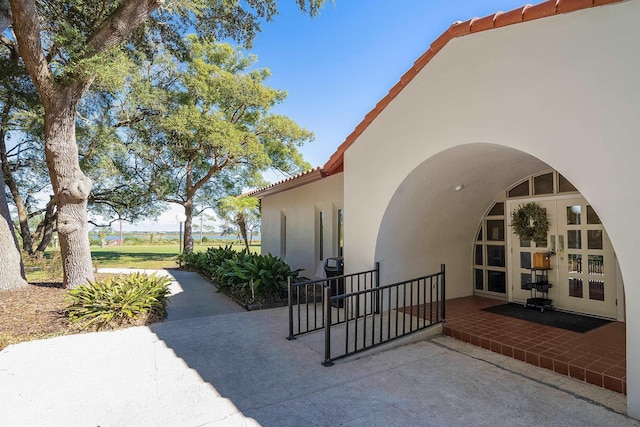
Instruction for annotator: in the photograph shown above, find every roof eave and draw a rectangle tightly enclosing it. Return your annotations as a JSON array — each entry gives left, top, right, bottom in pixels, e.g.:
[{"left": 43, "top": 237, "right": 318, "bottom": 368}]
[{"left": 247, "top": 168, "right": 327, "bottom": 198}]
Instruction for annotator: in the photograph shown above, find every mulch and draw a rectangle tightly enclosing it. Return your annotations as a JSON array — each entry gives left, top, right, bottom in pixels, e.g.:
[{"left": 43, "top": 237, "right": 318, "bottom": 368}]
[
  {"left": 0, "top": 280, "right": 165, "bottom": 351},
  {"left": 0, "top": 283, "right": 72, "bottom": 350}
]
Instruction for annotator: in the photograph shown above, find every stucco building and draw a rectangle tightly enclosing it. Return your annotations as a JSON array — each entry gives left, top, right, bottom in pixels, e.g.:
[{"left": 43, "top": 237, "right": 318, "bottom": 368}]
[{"left": 250, "top": 0, "right": 640, "bottom": 418}]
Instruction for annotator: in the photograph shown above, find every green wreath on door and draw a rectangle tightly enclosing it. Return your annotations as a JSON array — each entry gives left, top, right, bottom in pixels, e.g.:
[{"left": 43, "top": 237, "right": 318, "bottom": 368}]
[{"left": 510, "top": 202, "right": 550, "bottom": 245}]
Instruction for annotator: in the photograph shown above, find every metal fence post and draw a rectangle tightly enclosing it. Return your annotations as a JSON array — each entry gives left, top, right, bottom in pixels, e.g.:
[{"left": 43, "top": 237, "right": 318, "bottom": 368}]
[
  {"left": 322, "top": 284, "right": 333, "bottom": 366},
  {"left": 287, "top": 276, "right": 295, "bottom": 340},
  {"left": 441, "top": 264, "right": 446, "bottom": 321},
  {"left": 374, "top": 262, "right": 381, "bottom": 314}
]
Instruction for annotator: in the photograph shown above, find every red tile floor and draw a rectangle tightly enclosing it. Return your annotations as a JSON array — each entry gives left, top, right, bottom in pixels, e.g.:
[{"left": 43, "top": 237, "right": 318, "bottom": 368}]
[{"left": 424, "top": 296, "right": 625, "bottom": 394}]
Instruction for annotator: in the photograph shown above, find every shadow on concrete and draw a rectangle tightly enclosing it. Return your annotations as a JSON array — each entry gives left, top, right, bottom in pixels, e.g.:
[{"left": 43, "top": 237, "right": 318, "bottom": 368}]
[{"left": 146, "top": 271, "right": 636, "bottom": 426}]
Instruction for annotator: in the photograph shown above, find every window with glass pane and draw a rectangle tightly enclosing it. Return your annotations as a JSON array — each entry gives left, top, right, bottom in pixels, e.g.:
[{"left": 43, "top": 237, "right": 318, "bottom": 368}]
[
  {"left": 521, "top": 273, "right": 531, "bottom": 290},
  {"left": 486, "top": 220, "right": 504, "bottom": 241},
  {"left": 475, "top": 269, "right": 484, "bottom": 291},
  {"left": 568, "top": 254, "right": 582, "bottom": 273},
  {"left": 337, "top": 209, "right": 344, "bottom": 257},
  {"left": 520, "top": 252, "right": 531, "bottom": 269},
  {"left": 558, "top": 173, "right": 578, "bottom": 193},
  {"left": 588, "top": 230, "right": 603, "bottom": 250},
  {"left": 589, "top": 280, "right": 605, "bottom": 301},
  {"left": 508, "top": 180, "right": 529, "bottom": 198},
  {"left": 487, "top": 245, "right": 505, "bottom": 267},
  {"left": 488, "top": 202, "right": 504, "bottom": 216},
  {"left": 588, "top": 255, "right": 604, "bottom": 275},
  {"left": 280, "top": 213, "right": 287, "bottom": 257},
  {"left": 475, "top": 245, "right": 483, "bottom": 265},
  {"left": 567, "top": 230, "right": 581, "bottom": 249},
  {"left": 566, "top": 206, "right": 581, "bottom": 225},
  {"left": 569, "top": 278, "right": 583, "bottom": 298},
  {"left": 487, "top": 271, "right": 506, "bottom": 293},
  {"left": 536, "top": 237, "right": 548, "bottom": 248},
  {"left": 587, "top": 206, "right": 601, "bottom": 224},
  {"left": 477, "top": 226, "right": 483, "bottom": 241},
  {"left": 534, "top": 173, "right": 553, "bottom": 195},
  {"left": 520, "top": 239, "right": 531, "bottom": 248},
  {"left": 318, "top": 211, "right": 324, "bottom": 261}
]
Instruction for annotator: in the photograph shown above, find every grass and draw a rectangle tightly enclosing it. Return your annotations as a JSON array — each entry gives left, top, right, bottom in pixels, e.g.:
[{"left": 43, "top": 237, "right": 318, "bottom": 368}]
[
  {"left": 92, "top": 243, "right": 260, "bottom": 270},
  {"left": 23, "top": 242, "right": 261, "bottom": 282}
]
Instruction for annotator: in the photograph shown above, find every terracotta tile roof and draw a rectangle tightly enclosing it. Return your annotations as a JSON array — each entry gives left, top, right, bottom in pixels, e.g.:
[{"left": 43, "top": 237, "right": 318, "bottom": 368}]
[
  {"left": 246, "top": 167, "right": 327, "bottom": 198},
  {"left": 322, "top": 0, "right": 625, "bottom": 175},
  {"left": 250, "top": 0, "right": 624, "bottom": 197}
]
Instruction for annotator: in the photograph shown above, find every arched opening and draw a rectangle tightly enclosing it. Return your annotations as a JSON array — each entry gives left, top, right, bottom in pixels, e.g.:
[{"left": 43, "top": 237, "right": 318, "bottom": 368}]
[
  {"left": 374, "top": 143, "right": 550, "bottom": 297},
  {"left": 373, "top": 143, "right": 626, "bottom": 394}
]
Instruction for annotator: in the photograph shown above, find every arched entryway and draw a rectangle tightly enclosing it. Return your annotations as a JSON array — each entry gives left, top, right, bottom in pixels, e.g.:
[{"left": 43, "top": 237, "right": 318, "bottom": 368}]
[{"left": 372, "top": 143, "right": 626, "bottom": 393}]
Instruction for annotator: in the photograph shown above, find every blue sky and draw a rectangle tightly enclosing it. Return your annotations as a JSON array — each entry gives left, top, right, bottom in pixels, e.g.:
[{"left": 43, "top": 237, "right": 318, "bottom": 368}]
[
  {"left": 133, "top": 0, "right": 532, "bottom": 230},
  {"left": 251, "top": 0, "right": 531, "bottom": 172}
]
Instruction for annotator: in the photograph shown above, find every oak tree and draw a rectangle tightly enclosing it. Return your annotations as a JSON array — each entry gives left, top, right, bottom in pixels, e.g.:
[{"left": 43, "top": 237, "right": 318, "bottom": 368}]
[
  {"left": 4, "top": 0, "right": 324, "bottom": 287},
  {"left": 124, "top": 36, "right": 312, "bottom": 252}
]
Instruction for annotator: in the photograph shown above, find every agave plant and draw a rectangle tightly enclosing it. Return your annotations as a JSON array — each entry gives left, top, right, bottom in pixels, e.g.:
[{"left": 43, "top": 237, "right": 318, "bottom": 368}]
[{"left": 66, "top": 273, "right": 171, "bottom": 330}]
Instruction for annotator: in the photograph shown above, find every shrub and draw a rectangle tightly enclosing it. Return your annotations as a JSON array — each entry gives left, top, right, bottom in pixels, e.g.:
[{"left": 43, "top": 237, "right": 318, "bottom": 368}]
[
  {"left": 124, "top": 236, "right": 147, "bottom": 245},
  {"left": 179, "top": 245, "right": 237, "bottom": 280},
  {"left": 66, "top": 273, "right": 171, "bottom": 331},
  {"left": 219, "top": 252, "right": 300, "bottom": 301},
  {"left": 180, "top": 246, "right": 299, "bottom": 304},
  {"left": 177, "top": 250, "right": 203, "bottom": 269}
]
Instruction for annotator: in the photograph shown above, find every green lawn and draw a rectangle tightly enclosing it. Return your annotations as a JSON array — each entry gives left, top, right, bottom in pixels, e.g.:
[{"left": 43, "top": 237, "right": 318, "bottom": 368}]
[
  {"left": 92, "top": 243, "right": 261, "bottom": 269},
  {"left": 24, "top": 242, "right": 261, "bottom": 281}
]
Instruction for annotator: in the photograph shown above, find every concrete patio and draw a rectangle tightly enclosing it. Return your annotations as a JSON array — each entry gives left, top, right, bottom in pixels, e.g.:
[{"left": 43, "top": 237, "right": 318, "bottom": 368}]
[{"left": 0, "top": 270, "right": 636, "bottom": 426}]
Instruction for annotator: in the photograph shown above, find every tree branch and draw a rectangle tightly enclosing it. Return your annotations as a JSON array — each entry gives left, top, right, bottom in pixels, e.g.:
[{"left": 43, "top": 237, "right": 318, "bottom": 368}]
[
  {"left": 85, "top": 0, "right": 164, "bottom": 58},
  {"left": 163, "top": 197, "right": 185, "bottom": 205},
  {"left": 8, "top": 0, "right": 54, "bottom": 104}
]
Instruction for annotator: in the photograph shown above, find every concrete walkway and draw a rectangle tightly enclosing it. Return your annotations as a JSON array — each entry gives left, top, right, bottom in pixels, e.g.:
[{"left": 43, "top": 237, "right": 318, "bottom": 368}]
[
  {"left": 96, "top": 268, "right": 245, "bottom": 320},
  {"left": 0, "top": 270, "right": 637, "bottom": 426}
]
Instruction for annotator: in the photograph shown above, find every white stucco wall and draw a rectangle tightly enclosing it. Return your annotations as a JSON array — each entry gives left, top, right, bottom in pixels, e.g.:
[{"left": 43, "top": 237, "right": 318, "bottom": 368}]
[
  {"left": 260, "top": 173, "right": 343, "bottom": 279},
  {"left": 342, "top": 1, "right": 640, "bottom": 416},
  {"left": 373, "top": 144, "right": 550, "bottom": 298}
]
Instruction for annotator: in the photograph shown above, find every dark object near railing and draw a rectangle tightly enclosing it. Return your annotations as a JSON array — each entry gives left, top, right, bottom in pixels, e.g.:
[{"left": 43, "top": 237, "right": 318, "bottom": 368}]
[
  {"left": 324, "top": 257, "right": 344, "bottom": 308},
  {"left": 287, "top": 263, "right": 446, "bottom": 367},
  {"left": 287, "top": 263, "right": 379, "bottom": 339}
]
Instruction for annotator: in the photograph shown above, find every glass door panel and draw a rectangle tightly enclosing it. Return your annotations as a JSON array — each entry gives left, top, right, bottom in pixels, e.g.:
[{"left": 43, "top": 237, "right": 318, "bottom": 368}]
[{"left": 555, "top": 198, "right": 616, "bottom": 318}]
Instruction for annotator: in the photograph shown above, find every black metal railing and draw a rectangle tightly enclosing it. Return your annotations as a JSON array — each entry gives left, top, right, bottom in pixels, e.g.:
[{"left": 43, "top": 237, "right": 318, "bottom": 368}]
[
  {"left": 322, "top": 264, "right": 445, "bottom": 366},
  {"left": 287, "top": 263, "right": 380, "bottom": 340}
]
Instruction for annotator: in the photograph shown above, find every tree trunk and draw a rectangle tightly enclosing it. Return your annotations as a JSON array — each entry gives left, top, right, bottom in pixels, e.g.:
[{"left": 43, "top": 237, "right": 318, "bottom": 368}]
[
  {"left": 0, "top": 173, "right": 28, "bottom": 291},
  {"left": 33, "top": 197, "right": 56, "bottom": 254},
  {"left": 0, "top": 100, "right": 34, "bottom": 253},
  {"left": 237, "top": 212, "right": 250, "bottom": 252},
  {"left": 1, "top": 148, "right": 34, "bottom": 254},
  {"left": 45, "top": 97, "right": 94, "bottom": 288},
  {"left": 183, "top": 200, "right": 194, "bottom": 253}
]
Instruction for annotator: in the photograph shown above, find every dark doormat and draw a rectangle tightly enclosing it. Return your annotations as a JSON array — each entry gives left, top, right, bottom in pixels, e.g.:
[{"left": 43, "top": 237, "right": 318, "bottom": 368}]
[{"left": 482, "top": 303, "right": 612, "bottom": 333}]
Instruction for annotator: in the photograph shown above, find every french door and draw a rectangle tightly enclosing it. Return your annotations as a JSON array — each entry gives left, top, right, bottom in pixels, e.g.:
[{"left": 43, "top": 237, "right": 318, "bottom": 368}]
[{"left": 508, "top": 197, "right": 617, "bottom": 318}]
